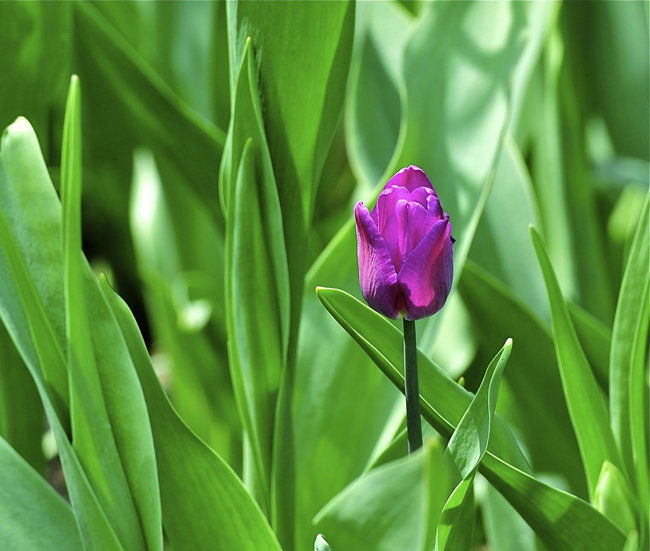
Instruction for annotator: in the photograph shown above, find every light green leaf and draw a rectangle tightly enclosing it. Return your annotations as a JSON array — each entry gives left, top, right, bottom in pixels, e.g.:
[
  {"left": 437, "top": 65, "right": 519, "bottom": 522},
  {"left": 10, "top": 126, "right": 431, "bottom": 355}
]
[
  {"left": 436, "top": 340, "right": 511, "bottom": 550},
  {"left": 594, "top": 461, "right": 638, "bottom": 538},
  {"left": 609, "top": 195, "right": 649, "bottom": 506},
  {"left": 435, "top": 478, "right": 475, "bottom": 551},
  {"left": 100, "top": 277, "right": 282, "bottom": 551},
  {"left": 0, "top": 118, "right": 122, "bottom": 550},
  {"left": 61, "top": 76, "right": 162, "bottom": 551},
  {"left": 447, "top": 340, "right": 511, "bottom": 479},
  {"left": 0, "top": 117, "right": 68, "bottom": 422},
  {"left": 530, "top": 226, "right": 623, "bottom": 497},
  {"left": 317, "top": 286, "right": 627, "bottom": 550},
  {"left": 480, "top": 477, "right": 536, "bottom": 551},
  {"left": 0, "top": 436, "right": 82, "bottom": 549},
  {"left": 315, "top": 442, "right": 449, "bottom": 551},
  {"left": 221, "top": 38, "right": 291, "bottom": 512}
]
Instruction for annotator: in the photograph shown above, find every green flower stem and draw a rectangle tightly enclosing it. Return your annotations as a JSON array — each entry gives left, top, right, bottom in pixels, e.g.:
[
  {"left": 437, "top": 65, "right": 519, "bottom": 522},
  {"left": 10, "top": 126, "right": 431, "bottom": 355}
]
[{"left": 403, "top": 318, "right": 422, "bottom": 453}]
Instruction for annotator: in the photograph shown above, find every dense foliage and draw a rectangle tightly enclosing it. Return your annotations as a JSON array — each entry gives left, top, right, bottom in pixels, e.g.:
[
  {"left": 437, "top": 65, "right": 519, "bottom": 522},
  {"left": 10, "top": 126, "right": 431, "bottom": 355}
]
[{"left": 0, "top": 2, "right": 648, "bottom": 550}]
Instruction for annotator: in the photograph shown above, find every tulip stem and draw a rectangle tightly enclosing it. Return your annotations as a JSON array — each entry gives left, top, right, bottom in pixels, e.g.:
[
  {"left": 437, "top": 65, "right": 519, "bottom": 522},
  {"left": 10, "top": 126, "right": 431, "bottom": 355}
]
[{"left": 403, "top": 318, "right": 422, "bottom": 453}]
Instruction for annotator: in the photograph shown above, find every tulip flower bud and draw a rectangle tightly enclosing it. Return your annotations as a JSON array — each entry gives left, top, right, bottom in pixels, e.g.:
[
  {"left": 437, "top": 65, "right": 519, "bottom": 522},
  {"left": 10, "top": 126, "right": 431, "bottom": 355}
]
[{"left": 355, "top": 165, "right": 454, "bottom": 320}]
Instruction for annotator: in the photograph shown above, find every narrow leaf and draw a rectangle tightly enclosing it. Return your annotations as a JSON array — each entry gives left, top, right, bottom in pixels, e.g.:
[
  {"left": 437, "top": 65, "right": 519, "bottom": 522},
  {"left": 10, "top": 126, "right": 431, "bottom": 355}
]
[
  {"left": 530, "top": 225, "right": 623, "bottom": 496},
  {"left": 609, "top": 195, "right": 649, "bottom": 504}
]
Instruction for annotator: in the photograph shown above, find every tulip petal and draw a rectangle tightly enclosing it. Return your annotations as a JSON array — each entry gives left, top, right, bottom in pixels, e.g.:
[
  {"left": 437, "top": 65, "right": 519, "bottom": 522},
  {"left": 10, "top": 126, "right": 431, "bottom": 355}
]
[
  {"left": 386, "top": 165, "right": 433, "bottom": 192},
  {"left": 354, "top": 202, "right": 401, "bottom": 318},
  {"left": 410, "top": 186, "right": 436, "bottom": 207},
  {"left": 372, "top": 185, "right": 410, "bottom": 231},
  {"left": 381, "top": 196, "right": 407, "bottom": 272},
  {"left": 397, "top": 217, "right": 453, "bottom": 320},
  {"left": 404, "top": 200, "right": 428, "bottom": 255}
]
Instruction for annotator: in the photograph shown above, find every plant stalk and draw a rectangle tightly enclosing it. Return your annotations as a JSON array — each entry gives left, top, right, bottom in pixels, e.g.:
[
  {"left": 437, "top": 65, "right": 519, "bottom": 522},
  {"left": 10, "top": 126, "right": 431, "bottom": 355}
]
[{"left": 403, "top": 318, "right": 422, "bottom": 453}]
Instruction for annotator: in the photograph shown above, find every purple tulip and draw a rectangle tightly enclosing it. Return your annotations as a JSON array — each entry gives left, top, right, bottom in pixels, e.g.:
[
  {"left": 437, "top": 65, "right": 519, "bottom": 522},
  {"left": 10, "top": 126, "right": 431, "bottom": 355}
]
[{"left": 355, "top": 165, "right": 454, "bottom": 320}]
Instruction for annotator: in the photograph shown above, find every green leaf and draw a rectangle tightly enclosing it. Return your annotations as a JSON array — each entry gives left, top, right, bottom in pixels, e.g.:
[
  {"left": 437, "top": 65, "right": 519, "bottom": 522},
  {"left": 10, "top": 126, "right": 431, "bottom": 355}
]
[
  {"left": 530, "top": 225, "right": 623, "bottom": 497},
  {"left": 0, "top": 117, "right": 68, "bottom": 422},
  {"left": 315, "top": 442, "right": 449, "bottom": 551},
  {"left": 61, "top": 77, "right": 163, "bottom": 551},
  {"left": 594, "top": 461, "right": 638, "bottom": 538},
  {"left": 0, "top": 436, "right": 82, "bottom": 550},
  {"left": 317, "top": 287, "right": 627, "bottom": 551},
  {"left": 609, "top": 195, "right": 649, "bottom": 506},
  {"left": 436, "top": 340, "right": 511, "bottom": 550},
  {"left": 435, "top": 478, "right": 475, "bottom": 551},
  {"left": 227, "top": 0, "right": 355, "bottom": 221},
  {"left": 0, "top": 118, "right": 123, "bottom": 551},
  {"left": 447, "top": 340, "right": 511, "bottom": 479},
  {"left": 481, "top": 478, "right": 536, "bottom": 551},
  {"left": 221, "top": 38, "right": 291, "bottom": 511},
  {"left": 100, "top": 277, "right": 282, "bottom": 551},
  {"left": 459, "top": 260, "right": 586, "bottom": 494}
]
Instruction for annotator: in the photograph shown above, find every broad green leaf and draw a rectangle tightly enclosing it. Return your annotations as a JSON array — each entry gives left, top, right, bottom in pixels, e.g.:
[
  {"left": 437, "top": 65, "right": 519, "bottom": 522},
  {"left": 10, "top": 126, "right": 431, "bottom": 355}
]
[
  {"left": 61, "top": 78, "right": 162, "bottom": 551},
  {"left": 317, "top": 287, "right": 528, "bottom": 470},
  {"left": 62, "top": 76, "right": 145, "bottom": 549},
  {"left": 315, "top": 442, "right": 449, "bottom": 551},
  {"left": 221, "top": 39, "right": 291, "bottom": 511},
  {"left": 469, "top": 137, "right": 546, "bottom": 318},
  {"left": 0, "top": 118, "right": 68, "bottom": 422},
  {"left": 0, "top": 119, "right": 122, "bottom": 550},
  {"left": 436, "top": 340, "right": 511, "bottom": 550},
  {"left": 0, "top": 436, "right": 82, "bottom": 550},
  {"left": 317, "top": 287, "right": 627, "bottom": 550},
  {"left": 609, "top": 195, "right": 649, "bottom": 504},
  {"left": 530, "top": 226, "right": 623, "bottom": 497},
  {"left": 100, "top": 277, "right": 282, "bottom": 551},
  {"left": 532, "top": 22, "right": 612, "bottom": 322}
]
